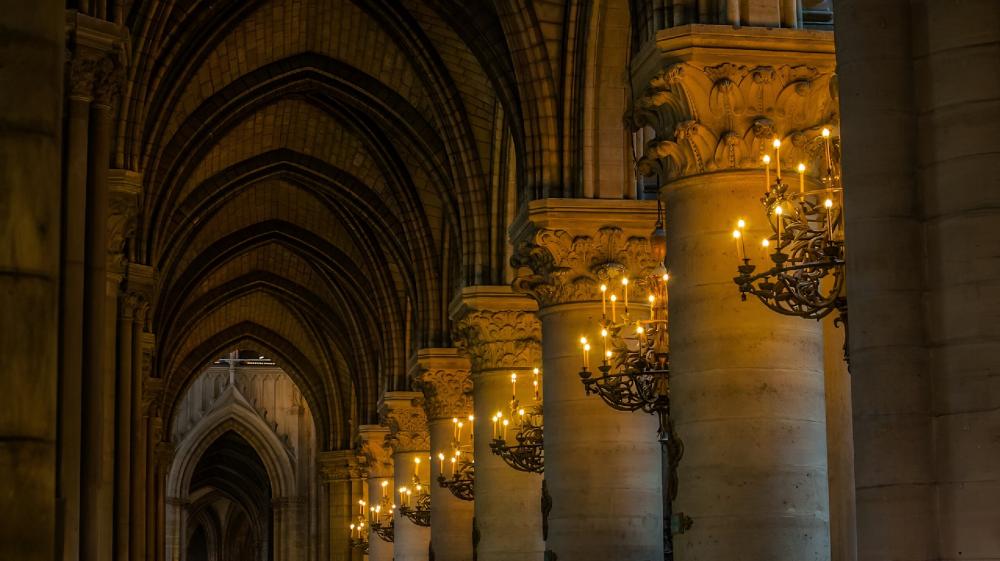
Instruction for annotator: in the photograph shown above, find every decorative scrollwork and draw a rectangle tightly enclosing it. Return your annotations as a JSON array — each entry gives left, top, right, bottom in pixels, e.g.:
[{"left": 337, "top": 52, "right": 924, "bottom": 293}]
[
  {"left": 399, "top": 493, "right": 431, "bottom": 527},
  {"left": 437, "top": 459, "right": 474, "bottom": 501},
  {"left": 489, "top": 407, "right": 544, "bottom": 474}
]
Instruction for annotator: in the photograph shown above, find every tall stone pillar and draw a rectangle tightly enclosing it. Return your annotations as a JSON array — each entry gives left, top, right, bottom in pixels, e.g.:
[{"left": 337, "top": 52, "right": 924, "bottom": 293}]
[
  {"left": 411, "top": 349, "right": 474, "bottom": 561},
  {"left": 450, "top": 286, "right": 545, "bottom": 561},
  {"left": 633, "top": 27, "right": 836, "bottom": 561},
  {"left": 358, "top": 425, "right": 395, "bottom": 561},
  {"left": 510, "top": 199, "right": 664, "bottom": 561},
  {"left": 380, "top": 392, "right": 431, "bottom": 561},
  {"left": 77, "top": 20, "right": 125, "bottom": 561},
  {"left": 0, "top": 2, "right": 63, "bottom": 560},
  {"left": 319, "top": 450, "right": 365, "bottom": 561},
  {"left": 129, "top": 264, "right": 155, "bottom": 561}
]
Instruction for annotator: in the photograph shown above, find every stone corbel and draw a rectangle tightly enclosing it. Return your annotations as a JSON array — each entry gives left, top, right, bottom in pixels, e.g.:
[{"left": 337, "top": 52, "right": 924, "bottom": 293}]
[
  {"left": 108, "top": 170, "right": 142, "bottom": 273},
  {"left": 65, "top": 11, "right": 129, "bottom": 105}
]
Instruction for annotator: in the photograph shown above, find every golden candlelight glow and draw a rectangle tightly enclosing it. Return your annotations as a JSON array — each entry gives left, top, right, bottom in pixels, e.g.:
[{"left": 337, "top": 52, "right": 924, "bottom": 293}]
[{"left": 822, "top": 127, "right": 831, "bottom": 137}]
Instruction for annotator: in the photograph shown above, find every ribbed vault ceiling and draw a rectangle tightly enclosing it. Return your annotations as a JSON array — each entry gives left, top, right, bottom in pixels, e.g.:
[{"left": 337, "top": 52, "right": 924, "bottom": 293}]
[{"left": 121, "top": 0, "right": 523, "bottom": 449}]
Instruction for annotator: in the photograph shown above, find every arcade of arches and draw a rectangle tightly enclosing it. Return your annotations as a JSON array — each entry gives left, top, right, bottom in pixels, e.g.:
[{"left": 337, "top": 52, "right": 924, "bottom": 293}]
[{"left": 2, "top": 1, "right": 998, "bottom": 561}]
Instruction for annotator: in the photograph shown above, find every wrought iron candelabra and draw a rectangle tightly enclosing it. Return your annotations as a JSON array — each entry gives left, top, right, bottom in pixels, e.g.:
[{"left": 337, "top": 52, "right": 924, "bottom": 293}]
[
  {"left": 368, "top": 480, "right": 395, "bottom": 543},
  {"left": 438, "top": 457, "right": 475, "bottom": 501},
  {"left": 489, "top": 400, "right": 544, "bottom": 474},
  {"left": 733, "top": 130, "right": 849, "bottom": 361},
  {"left": 398, "top": 492, "right": 431, "bottom": 527},
  {"left": 576, "top": 234, "right": 688, "bottom": 559},
  {"left": 437, "top": 416, "right": 476, "bottom": 501}
]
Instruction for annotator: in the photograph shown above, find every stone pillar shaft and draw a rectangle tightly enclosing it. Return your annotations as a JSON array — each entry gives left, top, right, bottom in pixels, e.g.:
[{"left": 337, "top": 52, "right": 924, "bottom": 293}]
[
  {"left": 510, "top": 200, "right": 665, "bottom": 561},
  {"left": 358, "top": 424, "right": 394, "bottom": 561},
  {"left": 664, "top": 171, "right": 830, "bottom": 560},
  {"left": 633, "top": 28, "right": 840, "bottom": 561},
  {"left": 59, "top": 94, "right": 90, "bottom": 561},
  {"left": 411, "top": 348, "right": 474, "bottom": 561},
  {"left": 381, "top": 392, "right": 431, "bottom": 561},
  {"left": 0, "top": 3, "right": 63, "bottom": 560},
  {"left": 451, "top": 286, "right": 545, "bottom": 561}
]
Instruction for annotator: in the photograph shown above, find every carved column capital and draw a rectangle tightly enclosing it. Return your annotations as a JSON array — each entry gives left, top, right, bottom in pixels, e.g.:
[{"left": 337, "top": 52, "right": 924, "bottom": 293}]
[
  {"left": 65, "top": 12, "right": 129, "bottom": 105},
  {"left": 510, "top": 200, "right": 661, "bottom": 308},
  {"left": 450, "top": 287, "right": 542, "bottom": 372},
  {"left": 409, "top": 349, "right": 472, "bottom": 420},
  {"left": 357, "top": 424, "right": 394, "bottom": 478},
  {"left": 379, "top": 392, "right": 430, "bottom": 453},
  {"left": 318, "top": 450, "right": 364, "bottom": 483},
  {"left": 633, "top": 32, "right": 838, "bottom": 182}
]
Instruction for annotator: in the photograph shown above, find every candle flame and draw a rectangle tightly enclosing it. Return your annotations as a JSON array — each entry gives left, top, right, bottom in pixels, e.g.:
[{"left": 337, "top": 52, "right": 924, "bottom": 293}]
[
  {"left": 797, "top": 163, "right": 806, "bottom": 173},
  {"left": 822, "top": 128, "right": 831, "bottom": 138}
]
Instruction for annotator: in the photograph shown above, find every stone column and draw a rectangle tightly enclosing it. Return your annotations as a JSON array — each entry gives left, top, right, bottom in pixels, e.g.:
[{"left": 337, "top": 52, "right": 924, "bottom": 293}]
[
  {"left": 633, "top": 27, "right": 836, "bottom": 561},
  {"left": 411, "top": 349, "right": 474, "bottom": 561},
  {"left": 319, "top": 450, "right": 365, "bottom": 561},
  {"left": 0, "top": 2, "right": 63, "bottom": 560},
  {"left": 80, "top": 37, "right": 125, "bottom": 561},
  {"left": 129, "top": 264, "right": 155, "bottom": 561},
  {"left": 510, "top": 199, "right": 664, "bottom": 561},
  {"left": 450, "top": 286, "right": 545, "bottom": 561},
  {"left": 380, "top": 392, "right": 431, "bottom": 561},
  {"left": 358, "top": 425, "right": 395, "bottom": 561},
  {"left": 59, "top": 49, "right": 93, "bottom": 561}
]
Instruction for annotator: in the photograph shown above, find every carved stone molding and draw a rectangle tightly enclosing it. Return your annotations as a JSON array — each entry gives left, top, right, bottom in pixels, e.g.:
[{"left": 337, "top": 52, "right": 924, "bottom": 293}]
[
  {"left": 318, "top": 450, "right": 364, "bottom": 482},
  {"left": 634, "top": 61, "right": 838, "bottom": 181},
  {"left": 379, "top": 392, "right": 430, "bottom": 453},
  {"left": 410, "top": 349, "right": 473, "bottom": 420},
  {"left": 357, "top": 425, "right": 394, "bottom": 478},
  {"left": 108, "top": 170, "right": 142, "bottom": 273},
  {"left": 453, "top": 309, "right": 541, "bottom": 372},
  {"left": 511, "top": 226, "right": 659, "bottom": 308}
]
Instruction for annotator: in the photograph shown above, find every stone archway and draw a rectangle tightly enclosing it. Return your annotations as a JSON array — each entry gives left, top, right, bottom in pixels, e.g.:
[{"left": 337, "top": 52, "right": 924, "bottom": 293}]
[{"left": 165, "top": 369, "right": 311, "bottom": 561}]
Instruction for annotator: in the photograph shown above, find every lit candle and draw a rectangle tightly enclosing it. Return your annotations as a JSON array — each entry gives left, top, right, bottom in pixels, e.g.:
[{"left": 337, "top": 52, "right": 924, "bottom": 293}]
[
  {"left": 579, "top": 336, "right": 588, "bottom": 368},
  {"left": 601, "top": 327, "right": 608, "bottom": 360},
  {"left": 502, "top": 418, "right": 509, "bottom": 441},
  {"left": 359, "top": 499, "right": 366, "bottom": 515},
  {"left": 797, "top": 163, "right": 806, "bottom": 193},
  {"left": 762, "top": 238, "right": 771, "bottom": 256},
  {"left": 450, "top": 456, "right": 457, "bottom": 477},
  {"left": 772, "top": 138, "right": 782, "bottom": 178},
  {"left": 583, "top": 343, "right": 591, "bottom": 369},
  {"left": 457, "top": 421, "right": 464, "bottom": 442},
  {"left": 511, "top": 372, "right": 517, "bottom": 401},
  {"left": 399, "top": 487, "right": 406, "bottom": 505},
  {"left": 406, "top": 489, "right": 412, "bottom": 506},
  {"left": 532, "top": 367, "right": 540, "bottom": 400},
  {"left": 648, "top": 294, "right": 655, "bottom": 321},
  {"left": 824, "top": 198, "right": 834, "bottom": 241},
  {"left": 351, "top": 523, "right": 356, "bottom": 538},
  {"left": 822, "top": 128, "right": 833, "bottom": 175},
  {"left": 733, "top": 229, "right": 743, "bottom": 261},
  {"left": 763, "top": 154, "right": 771, "bottom": 189},
  {"left": 438, "top": 452, "right": 445, "bottom": 473},
  {"left": 621, "top": 277, "right": 629, "bottom": 314},
  {"left": 381, "top": 479, "right": 388, "bottom": 498},
  {"left": 452, "top": 417, "right": 458, "bottom": 440},
  {"left": 737, "top": 219, "right": 747, "bottom": 258},
  {"left": 600, "top": 284, "right": 608, "bottom": 318},
  {"left": 491, "top": 414, "right": 498, "bottom": 438},
  {"left": 610, "top": 294, "right": 617, "bottom": 322}
]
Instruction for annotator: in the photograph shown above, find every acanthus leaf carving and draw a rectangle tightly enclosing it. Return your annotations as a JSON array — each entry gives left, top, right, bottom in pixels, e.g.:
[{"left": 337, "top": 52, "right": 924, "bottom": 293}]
[
  {"left": 453, "top": 310, "right": 541, "bottom": 372},
  {"left": 412, "top": 368, "right": 472, "bottom": 420},
  {"left": 380, "top": 396, "right": 430, "bottom": 453},
  {"left": 635, "top": 62, "right": 839, "bottom": 182},
  {"left": 511, "top": 227, "right": 658, "bottom": 308}
]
